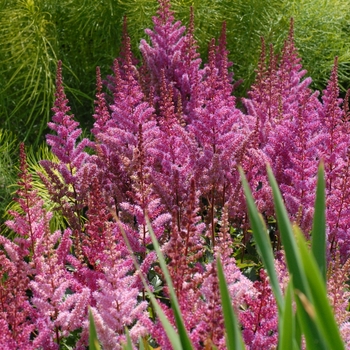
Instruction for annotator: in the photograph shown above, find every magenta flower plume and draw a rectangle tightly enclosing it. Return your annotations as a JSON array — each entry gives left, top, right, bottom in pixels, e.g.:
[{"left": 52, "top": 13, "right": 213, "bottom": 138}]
[
  {"left": 244, "top": 19, "right": 324, "bottom": 230},
  {"left": 139, "top": 0, "right": 186, "bottom": 90},
  {"left": 148, "top": 180, "right": 207, "bottom": 349},
  {"left": 140, "top": 1, "right": 203, "bottom": 122},
  {"left": 89, "top": 217, "right": 148, "bottom": 349},
  {"left": 149, "top": 70, "right": 198, "bottom": 228},
  {"left": 40, "top": 61, "right": 94, "bottom": 237},
  {"left": 92, "top": 66, "right": 111, "bottom": 137},
  {"left": 320, "top": 58, "right": 350, "bottom": 257},
  {"left": 188, "top": 35, "right": 249, "bottom": 241},
  {"left": 3, "top": 144, "right": 90, "bottom": 349},
  {"left": 240, "top": 270, "right": 278, "bottom": 350}
]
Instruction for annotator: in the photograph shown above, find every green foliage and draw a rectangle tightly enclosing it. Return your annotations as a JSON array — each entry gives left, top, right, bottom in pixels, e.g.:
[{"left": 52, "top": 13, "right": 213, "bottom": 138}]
[
  {"left": 217, "top": 257, "right": 246, "bottom": 350},
  {"left": 3, "top": 142, "right": 65, "bottom": 237},
  {"left": 89, "top": 308, "right": 102, "bottom": 350},
  {"left": 283, "top": 0, "right": 350, "bottom": 92},
  {"left": 1, "top": 0, "right": 350, "bottom": 146},
  {"left": 0, "top": 129, "right": 18, "bottom": 222},
  {"left": 0, "top": 0, "right": 58, "bottom": 144}
]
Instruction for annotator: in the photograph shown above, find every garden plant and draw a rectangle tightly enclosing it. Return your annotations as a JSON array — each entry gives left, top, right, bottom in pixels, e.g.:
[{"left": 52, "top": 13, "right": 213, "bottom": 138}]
[{"left": 1, "top": 0, "right": 350, "bottom": 349}]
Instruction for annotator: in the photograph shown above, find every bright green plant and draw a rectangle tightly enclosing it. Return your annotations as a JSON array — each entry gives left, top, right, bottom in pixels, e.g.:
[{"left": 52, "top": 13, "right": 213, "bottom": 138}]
[
  {"left": 0, "top": 0, "right": 58, "bottom": 144},
  {"left": 2, "top": 142, "right": 65, "bottom": 236},
  {"left": 0, "top": 129, "right": 18, "bottom": 221},
  {"left": 2, "top": 0, "right": 350, "bottom": 146}
]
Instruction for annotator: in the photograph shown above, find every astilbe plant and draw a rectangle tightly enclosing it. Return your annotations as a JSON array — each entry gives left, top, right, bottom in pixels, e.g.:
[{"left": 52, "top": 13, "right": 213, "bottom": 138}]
[
  {"left": 4, "top": 0, "right": 350, "bottom": 348},
  {"left": 139, "top": 0, "right": 187, "bottom": 96},
  {"left": 244, "top": 21, "right": 338, "bottom": 234},
  {"left": 145, "top": 180, "right": 207, "bottom": 349},
  {"left": 39, "top": 60, "right": 94, "bottom": 246},
  {"left": 149, "top": 70, "right": 198, "bottom": 229},
  {"left": 319, "top": 58, "right": 350, "bottom": 258},
  {"left": 2, "top": 144, "right": 90, "bottom": 349},
  {"left": 239, "top": 270, "right": 278, "bottom": 349}
]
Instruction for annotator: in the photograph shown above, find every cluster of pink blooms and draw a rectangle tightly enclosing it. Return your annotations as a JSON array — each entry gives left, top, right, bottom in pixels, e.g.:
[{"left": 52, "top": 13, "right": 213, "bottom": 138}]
[{"left": 1, "top": 0, "right": 350, "bottom": 349}]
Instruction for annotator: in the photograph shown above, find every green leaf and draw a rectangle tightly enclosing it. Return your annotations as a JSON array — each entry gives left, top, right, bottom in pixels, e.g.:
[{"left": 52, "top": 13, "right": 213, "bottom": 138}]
[
  {"left": 115, "top": 212, "right": 185, "bottom": 350},
  {"left": 217, "top": 257, "right": 246, "bottom": 350},
  {"left": 266, "top": 166, "right": 307, "bottom": 293},
  {"left": 266, "top": 166, "right": 327, "bottom": 350},
  {"left": 279, "top": 278, "right": 295, "bottom": 350},
  {"left": 311, "top": 161, "right": 326, "bottom": 282},
  {"left": 146, "top": 217, "right": 194, "bottom": 350},
  {"left": 296, "top": 228, "right": 345, "bottom": 350},
  {"left": 147, "top": 289, "right": 184, "bottom": 349},
  {"left": 239, "top": 167, "right": 283, "bottom": 312},
  {"left": 89, "top": 308, "right": 102, "bottom": 350},
  {"left": 123, "top": 328, "right": 133, "bottom": 350}
]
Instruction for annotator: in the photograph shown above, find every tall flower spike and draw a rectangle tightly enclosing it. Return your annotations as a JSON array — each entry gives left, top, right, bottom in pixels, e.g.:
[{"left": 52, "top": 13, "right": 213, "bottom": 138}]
[
  {"left": 140, "top": 0, "right": 186, "bottom": 88},
  {"left": 40, "top": 60, "right": 94, "bottom": 235},
  {"left": 150, "top": 71, "right": 198, "bottom": 228},
  {"left": 320, "top": 58, "right": 350, "bottom": 257},
  {"left": 188, "top": 35, "right": 249, "bottom": 232},
  {"left": 1, "top": 146, "right": 36, "bottom": 347},
  {"left": 46, "top": 61, "right": 91, "bottom": 167},
  {"left": 92, "top": 66, "right": 111, "bottom": 136},
  {"left": 240, "top": 270, "right": 278, "bottom": 349}
]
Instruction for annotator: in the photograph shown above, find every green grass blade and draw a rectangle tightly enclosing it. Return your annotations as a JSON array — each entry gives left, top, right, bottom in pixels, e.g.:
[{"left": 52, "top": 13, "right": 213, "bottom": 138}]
[
  {"left": 239, "top": 167, "right": 283, "bottom": 312},
  {"left": 217, "top": 257, "right": 246, "bottom": 350},
  {"left": 296, "top": 228, "right": 345, "bottom": 350},
  {"left": 123, "top": 328, "right": 133, "bottom": 350},
  {"left": 89, "top": 308, "right": 102, "bottom": 350},
  {"left": 279, "top": 278, "right": 294, "bottom": 350},
  {"left": 114, "top": 213, "right": 185, "bottom": 350},
  {"left": 266, "top": 166, "right": 307, "bottom": 292},
  {"left": 148, "top": 290, "right": 183, "bottom": 349},
  {"left": 311, "top": 162, "right": 326, "bottom": 282},
  {"left": 139, "top": 337, "right": 145, "bottom": 350},
  {"left": 294, "top": 292, "right": 322, "bottom": 350},
  {"left": 146, "top": 217, "right": 194, "bottom": 350},
  {"left": 267, "top": 166, "right": 327, "bottom": 350}
]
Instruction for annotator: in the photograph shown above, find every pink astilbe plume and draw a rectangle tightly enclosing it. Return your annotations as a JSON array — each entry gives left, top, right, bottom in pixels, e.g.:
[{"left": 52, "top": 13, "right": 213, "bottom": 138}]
[
  {"left": 139, "top": 0, "right": 186, "bottom": 91},
  {"left": 1, "top": 144, "right": 42, "bottom": 348},
  {"left": 95, "top": 46, "right": 170, "bottom": 250},
  {"left": 29, "top": 226, "right": 90, "bottom": 350},
  {"left": 240, "top": 270, "right": 278, "bottom": 350},
  {"left": 92, "top": 66, "right": 111, "bottom": 136},
  {"left": 149, "top": 70, "right": 198, "bottom": 229},
  {"left": 244, "top": 20, "right": 324, "bottom": 230},
  {"left": 2, "top": 144, "right": 90, "bottom": 349},
  {"left": 147, "top": 180, "right": 207, "bottom": 349},
  {"left": 189, "top": 206, "right": 253, "bottom": 349},
  {"left": 140, "top": 1, "right": 204, "bottom": 122},
  {"left": 319, "top": 58, "right": 350, "bottom": 257},
  {"left": 89, "top": 220, "right": 148, "bottom": 349},
  {"left": 243, "top": 20, "right": 312, "bottom": 157},
  {"left": 0, "top": 236, "right": 34, "bottom": 349},
  {"left": 188, "top": 35, "right": 249, "bottom": 241},
  {"left": 175, "top": 7, "right": 202, "bottom": 119},
  {"left": 40, "top": 60, "right": 94, "bottom": 238},
  {"left": 265, "top": 88, "right": 323, "bottom": 232},
  {"left": 242, "top": 39, "right": 280, "bottom": 149}
]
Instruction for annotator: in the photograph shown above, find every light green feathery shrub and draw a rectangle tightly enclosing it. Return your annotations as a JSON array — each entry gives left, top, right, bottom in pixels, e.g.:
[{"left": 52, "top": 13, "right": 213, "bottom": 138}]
[{"left": 1, "top": 0, "right": 350, "bottom": 146}]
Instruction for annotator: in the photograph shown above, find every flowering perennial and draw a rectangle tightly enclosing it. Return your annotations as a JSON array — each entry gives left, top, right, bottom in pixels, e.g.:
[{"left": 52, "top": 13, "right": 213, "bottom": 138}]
[{"left": 1, "top": 1, "right": 350, "bottom": 349}]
